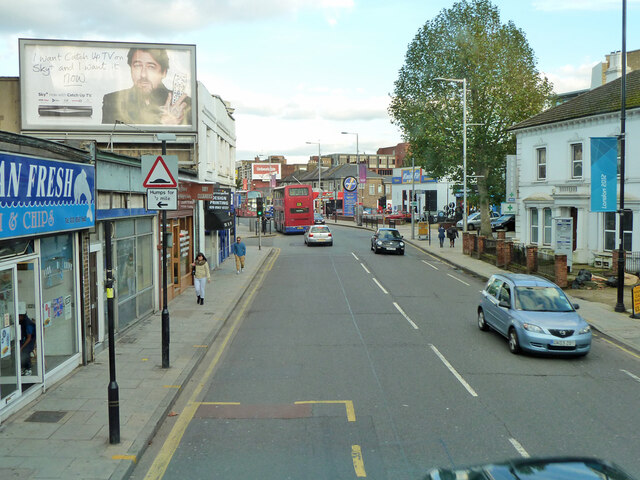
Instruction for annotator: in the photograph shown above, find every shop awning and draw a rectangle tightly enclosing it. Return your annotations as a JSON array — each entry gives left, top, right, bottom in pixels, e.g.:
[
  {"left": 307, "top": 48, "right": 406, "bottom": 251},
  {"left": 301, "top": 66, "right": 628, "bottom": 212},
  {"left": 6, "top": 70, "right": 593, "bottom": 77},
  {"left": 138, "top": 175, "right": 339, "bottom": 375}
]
[{"left": 205, "top": 211, "right": 233, "bottom": 231}]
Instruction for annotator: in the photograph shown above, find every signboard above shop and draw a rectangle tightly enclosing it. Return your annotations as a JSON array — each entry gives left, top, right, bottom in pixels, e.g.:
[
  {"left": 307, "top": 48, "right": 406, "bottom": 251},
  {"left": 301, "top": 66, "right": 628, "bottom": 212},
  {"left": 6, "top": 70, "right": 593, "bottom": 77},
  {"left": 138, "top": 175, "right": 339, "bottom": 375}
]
[
  {"left": 206, "top": 188, "right": 232, "bottom": 211},
  {"left": 0, "top": 152, "right": 95, "bottom": 240}
]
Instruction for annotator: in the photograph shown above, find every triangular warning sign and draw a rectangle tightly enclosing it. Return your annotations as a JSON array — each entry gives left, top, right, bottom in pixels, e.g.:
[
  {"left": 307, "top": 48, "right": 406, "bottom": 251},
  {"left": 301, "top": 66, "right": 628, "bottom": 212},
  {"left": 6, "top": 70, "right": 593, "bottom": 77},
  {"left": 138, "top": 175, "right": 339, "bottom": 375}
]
[{"left": 143, "top": 156, "right": 177, "bottom": 188}]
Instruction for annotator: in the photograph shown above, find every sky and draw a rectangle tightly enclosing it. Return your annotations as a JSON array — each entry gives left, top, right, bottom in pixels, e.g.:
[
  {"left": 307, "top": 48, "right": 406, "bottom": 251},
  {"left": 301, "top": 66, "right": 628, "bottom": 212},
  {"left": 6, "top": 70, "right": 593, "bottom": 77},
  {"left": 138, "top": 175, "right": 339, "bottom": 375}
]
[{"left": 1, "top": 0, "right": 639, "bottom": 163}]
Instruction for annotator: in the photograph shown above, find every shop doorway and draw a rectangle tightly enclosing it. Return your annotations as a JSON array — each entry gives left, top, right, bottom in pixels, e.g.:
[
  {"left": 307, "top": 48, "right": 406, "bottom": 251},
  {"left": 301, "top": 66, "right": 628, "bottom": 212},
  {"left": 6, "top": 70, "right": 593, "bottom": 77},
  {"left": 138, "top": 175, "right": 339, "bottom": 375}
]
[
  {"left": 89, "top": 252, "right": 99, "bottom": 346},
  {"left": 0, "top": 260, "right": 41, "bottom": 408},
  {"left": 0, "top": 266, "right": 19, "bottom": 407}
]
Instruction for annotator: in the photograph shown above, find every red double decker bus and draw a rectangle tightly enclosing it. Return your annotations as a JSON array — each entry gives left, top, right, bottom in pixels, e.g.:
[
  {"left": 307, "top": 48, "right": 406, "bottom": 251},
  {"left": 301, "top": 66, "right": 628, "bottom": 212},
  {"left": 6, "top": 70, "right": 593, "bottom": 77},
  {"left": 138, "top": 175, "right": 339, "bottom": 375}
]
[
  {"left": 236, "top": 190, "right": 262, "bottom": 217},
  {"left": 273, "top": 185, "right": 314, "bottom": 233}
]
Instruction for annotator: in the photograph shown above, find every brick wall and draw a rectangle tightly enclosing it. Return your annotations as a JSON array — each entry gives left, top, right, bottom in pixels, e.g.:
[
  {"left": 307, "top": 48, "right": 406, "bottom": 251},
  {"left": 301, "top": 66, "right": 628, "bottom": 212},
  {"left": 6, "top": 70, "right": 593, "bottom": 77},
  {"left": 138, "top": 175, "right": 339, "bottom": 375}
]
[{"left": 554, "top": 255, "right": 568, "bottom": 288}]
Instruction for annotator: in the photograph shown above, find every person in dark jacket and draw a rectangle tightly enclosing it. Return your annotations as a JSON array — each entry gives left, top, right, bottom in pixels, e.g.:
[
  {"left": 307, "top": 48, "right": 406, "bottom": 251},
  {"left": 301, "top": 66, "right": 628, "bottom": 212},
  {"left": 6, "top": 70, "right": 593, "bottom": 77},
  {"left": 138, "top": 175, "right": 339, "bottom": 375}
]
[
  {"left": 438, "top": 225, "right": 446, "bottom": 248},
  {"left": 446, "top": 226, "right": 459, "bottom": 248}
]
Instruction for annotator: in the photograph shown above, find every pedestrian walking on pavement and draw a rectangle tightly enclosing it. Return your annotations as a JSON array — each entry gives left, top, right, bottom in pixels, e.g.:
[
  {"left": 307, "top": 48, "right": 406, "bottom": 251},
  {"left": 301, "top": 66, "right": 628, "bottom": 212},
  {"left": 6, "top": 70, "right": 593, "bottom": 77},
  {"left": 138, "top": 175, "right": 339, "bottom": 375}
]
[
  {"left": 446, "top": 226, "right": 458, "bottom": 248},
  {"left": 231, "top": 236, "right": 247, "bottom": 274},
  {"left": 191, "top": 252, "right": 211, "bottom": 305},
  {"left": 438, "top": 225, "right": 446, "bottom": 248}
]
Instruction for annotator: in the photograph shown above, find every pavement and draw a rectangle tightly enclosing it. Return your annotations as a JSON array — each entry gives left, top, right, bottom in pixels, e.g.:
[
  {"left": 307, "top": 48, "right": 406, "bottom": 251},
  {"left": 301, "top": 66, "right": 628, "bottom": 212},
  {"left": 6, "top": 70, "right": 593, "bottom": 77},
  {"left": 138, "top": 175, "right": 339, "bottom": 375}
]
[{"left": 0, "top": 217, "right": 638, "bottom": 480}]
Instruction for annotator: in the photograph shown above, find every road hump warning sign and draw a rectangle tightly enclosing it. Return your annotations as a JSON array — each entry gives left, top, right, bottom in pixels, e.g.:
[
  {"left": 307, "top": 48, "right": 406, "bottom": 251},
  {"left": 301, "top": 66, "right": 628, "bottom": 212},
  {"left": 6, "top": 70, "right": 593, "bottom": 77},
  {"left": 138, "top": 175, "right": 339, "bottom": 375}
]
[{"left": 143, "top": 156, "right": 178, "bottom": 188}]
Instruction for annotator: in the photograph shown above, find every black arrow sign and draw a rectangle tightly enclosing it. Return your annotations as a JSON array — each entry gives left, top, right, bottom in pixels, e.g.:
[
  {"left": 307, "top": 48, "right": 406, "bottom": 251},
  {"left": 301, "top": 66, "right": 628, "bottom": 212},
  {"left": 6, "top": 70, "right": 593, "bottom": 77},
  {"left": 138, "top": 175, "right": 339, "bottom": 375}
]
[{"left": 157, "top": 201, "right": 168, "bottom": 208}]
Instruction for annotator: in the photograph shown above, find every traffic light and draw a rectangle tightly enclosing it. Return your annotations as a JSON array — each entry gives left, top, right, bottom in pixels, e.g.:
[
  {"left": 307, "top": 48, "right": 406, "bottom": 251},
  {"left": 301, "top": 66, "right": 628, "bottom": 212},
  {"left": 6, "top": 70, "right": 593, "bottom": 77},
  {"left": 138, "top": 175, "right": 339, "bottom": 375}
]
[{"left": 256, "top": 197, "right": 264, "bottom": 217}]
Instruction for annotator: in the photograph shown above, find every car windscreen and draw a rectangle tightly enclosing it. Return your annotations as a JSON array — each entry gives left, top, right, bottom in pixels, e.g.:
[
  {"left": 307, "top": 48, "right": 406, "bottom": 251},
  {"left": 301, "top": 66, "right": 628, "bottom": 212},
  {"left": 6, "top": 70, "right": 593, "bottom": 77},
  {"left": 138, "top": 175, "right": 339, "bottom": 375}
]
[
  {"left": 379, "top": 231, "right": 401, "bottom": 239},
  {"left": 514, "top": 286, "right": 574, "bottom": 312},
  {"left": 310, "top": 226, "right": 329, "bottom": 233}
]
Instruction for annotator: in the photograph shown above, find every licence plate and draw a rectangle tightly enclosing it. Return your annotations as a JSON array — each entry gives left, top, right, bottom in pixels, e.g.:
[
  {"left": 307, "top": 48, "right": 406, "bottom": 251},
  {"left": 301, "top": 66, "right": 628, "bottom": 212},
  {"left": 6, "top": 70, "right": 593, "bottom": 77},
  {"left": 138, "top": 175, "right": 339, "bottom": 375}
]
[
  {"left": 551, "top": 339, "right": 575, "bottom": 347},
  {"left": 386, "top": 247, "right": 395, "bottom": 251}
]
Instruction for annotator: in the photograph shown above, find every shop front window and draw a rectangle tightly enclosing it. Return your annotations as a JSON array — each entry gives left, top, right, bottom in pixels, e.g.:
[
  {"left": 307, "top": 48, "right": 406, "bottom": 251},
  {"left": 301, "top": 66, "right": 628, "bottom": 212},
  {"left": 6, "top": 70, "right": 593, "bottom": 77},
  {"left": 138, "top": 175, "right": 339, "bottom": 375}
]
[{"left": 40, "top": 234, "right": 78, "bottom": 373}]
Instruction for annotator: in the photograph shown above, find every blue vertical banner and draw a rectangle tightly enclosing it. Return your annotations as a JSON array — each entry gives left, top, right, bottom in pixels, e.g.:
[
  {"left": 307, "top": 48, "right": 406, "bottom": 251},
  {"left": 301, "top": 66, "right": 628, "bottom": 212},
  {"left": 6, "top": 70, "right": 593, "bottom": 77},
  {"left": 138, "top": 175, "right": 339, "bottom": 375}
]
[{"left": 590, "top": 137, "right": 618, "bottom": 212}]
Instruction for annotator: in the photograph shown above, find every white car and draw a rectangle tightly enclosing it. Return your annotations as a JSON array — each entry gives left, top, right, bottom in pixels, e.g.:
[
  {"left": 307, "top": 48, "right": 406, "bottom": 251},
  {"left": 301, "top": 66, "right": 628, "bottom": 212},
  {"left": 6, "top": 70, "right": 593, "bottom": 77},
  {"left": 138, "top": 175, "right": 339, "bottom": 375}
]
[
  {"left": 456, "top": 211, "right": 500, "bottom": 230},
  {"left": 304, "top": 225, "right": 333, "bottom": 246}
]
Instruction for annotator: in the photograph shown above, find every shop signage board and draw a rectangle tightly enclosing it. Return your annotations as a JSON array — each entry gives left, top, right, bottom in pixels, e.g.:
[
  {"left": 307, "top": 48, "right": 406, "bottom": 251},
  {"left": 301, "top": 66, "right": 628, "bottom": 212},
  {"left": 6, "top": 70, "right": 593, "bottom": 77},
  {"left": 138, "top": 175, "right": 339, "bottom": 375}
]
[
  {"left": 147, "top": 189, "right": 177, "bottom": 210},
  {"left": 0, "top": 152, "right": 95, "bottom": 240},
  {"left": 208, "top": 188, "right": 231, "bottom": 211},
  {"left": 632, "top": 285, "right": 640, "bottom": 319},
  {"left": 344, "top": 190, "right": 358, "bottom": 216},
  {"left": 505, "top": 154, "right": 517, "bottom": 203}
]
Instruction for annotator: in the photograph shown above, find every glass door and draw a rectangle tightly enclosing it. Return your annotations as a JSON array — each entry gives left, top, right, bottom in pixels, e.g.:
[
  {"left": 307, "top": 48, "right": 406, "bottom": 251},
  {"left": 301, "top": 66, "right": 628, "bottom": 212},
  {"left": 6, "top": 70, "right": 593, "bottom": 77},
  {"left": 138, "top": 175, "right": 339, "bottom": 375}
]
[
  {"left": 0, "top": 266, "right": 19, "bottom": 407},
  {"left": 18, "top": 260, "right": 41, "bottom": 383}
]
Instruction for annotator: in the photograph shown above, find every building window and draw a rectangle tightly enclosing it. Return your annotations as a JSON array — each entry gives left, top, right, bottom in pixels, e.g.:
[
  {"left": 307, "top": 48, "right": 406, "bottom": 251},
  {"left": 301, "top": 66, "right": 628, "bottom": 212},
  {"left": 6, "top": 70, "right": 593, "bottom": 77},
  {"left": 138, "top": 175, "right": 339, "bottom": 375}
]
[
  {"left": 385, "top": 185, "right": 391, "bottom": 194},
  {"left": 531, "top": 208, "right": 539, "bottom": 243},
  {"left": 604, "top": 211, "right": 633, "bottom": 251},
  {"left": 369, "top": 184, "right": 375, "bottom": 195},
  {"left": 571, "top": 143, "right": 582, "bottom": 179},
  {"left": 536, "top": 147, "right": 546, "bottom": 180},
  {"left": 543, "top": 208, "right": 552, "bottom": 245}
]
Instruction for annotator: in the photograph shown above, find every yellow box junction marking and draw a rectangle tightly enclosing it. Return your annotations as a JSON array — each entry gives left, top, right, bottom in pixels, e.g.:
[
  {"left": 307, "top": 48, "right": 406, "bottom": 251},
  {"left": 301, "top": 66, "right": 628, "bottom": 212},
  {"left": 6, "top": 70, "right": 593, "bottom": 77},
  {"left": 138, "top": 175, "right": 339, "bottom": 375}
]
[
  {"left": 143, "top": 249, "right": 280, "bottom": 480},
  {"left": 294, "top": 400, "right": 356, "bottom": 422},
  {"left": 351, "top": 445, "right": 367, "bottom": 477}
]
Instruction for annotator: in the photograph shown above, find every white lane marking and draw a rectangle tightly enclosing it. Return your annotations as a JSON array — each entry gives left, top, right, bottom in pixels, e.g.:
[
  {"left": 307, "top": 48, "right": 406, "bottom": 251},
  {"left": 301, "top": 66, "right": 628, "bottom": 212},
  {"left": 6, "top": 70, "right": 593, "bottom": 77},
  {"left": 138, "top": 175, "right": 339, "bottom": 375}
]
[
  {"left": 509, "top": 438, "right": 530, "bottom": 458},
  {"left": 429, "top": 345, "right": 478, "bottom": 397},
  {"left": 352, "top": 252, "right": 359, "bottom": 261},
  {"left": 621, "top": 369, "right": 640, "bottom": 383},
  {"left": 393, "top": 302, "right": 419, "bottom": 330},
  {"left": 361, "top": 263, "right": 371, "bottom": 274},
  {"left": 372, "top": 278, "right": 388, "bottom": 294},
  {"left": 447, "top": 273, "right": 470, "bottom": 286},
  {"left": 421, "top": 260, "right": 438, "bottom": 270}
]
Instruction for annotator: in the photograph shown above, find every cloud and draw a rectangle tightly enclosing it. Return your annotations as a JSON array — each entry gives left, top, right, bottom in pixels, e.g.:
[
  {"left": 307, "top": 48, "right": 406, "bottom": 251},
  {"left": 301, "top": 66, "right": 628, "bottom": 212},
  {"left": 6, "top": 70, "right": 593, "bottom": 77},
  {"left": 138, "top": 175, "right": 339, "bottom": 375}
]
[
  {"left": 543, "top": 61, "right": 598, "bottom": 94},
  {"left": 0, "top": 0, "right": 354, "bottom": 36},
  {"left": 532, "top": 0, "right": 639, "bottom": 11}
]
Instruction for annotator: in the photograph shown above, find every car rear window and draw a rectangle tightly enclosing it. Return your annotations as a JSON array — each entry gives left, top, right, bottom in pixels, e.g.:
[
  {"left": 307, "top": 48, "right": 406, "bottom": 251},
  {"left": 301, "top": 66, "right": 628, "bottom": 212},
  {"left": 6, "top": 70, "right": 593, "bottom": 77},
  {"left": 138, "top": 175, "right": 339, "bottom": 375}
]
[{"left": 310, "top": 226, "right": 329, "bottom": 232}]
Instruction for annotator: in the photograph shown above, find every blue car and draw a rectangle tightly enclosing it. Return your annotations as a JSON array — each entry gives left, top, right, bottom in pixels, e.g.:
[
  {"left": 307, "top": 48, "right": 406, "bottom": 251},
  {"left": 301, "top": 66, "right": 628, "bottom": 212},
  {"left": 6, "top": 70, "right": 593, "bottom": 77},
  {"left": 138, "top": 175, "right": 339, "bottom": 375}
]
[{"left": 478, "top": 273, "right": 591, "bottom": 356}]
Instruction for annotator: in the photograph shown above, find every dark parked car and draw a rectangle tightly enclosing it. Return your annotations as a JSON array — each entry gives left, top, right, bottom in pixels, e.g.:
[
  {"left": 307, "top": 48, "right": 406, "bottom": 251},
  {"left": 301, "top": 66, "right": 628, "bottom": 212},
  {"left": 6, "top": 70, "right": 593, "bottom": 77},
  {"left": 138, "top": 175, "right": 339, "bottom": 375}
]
[
  {"left": 371, "top": 228, "right": 405, "bottom": 255},
  {"left": 426, "top": 456, "right": 637, "bottom": 480},
  {"left": 491, "top": 213, "right": 515, "bottom": 231},
  {"left": 313, "top": 213, "right": 325, "bottom": 224}
]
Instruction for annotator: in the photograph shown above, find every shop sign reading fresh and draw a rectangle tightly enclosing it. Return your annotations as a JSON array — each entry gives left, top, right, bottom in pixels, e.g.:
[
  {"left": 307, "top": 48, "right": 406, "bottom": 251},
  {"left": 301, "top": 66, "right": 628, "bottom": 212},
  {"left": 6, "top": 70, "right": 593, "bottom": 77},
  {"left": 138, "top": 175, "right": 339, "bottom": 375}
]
[{"left": 0, "top": 152, "right": 95, "bottom": 239}]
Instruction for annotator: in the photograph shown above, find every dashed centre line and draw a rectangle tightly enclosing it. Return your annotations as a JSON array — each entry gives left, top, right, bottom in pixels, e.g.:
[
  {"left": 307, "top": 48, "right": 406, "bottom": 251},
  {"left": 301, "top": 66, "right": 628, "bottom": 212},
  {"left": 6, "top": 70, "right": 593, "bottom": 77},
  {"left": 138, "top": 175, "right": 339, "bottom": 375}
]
[
  {"left": 372, "top": 278, "right": 388, "bottom": 294},
  {"left": 509, "top": 438, "right": 530, "bottom": 458},
  {"left": 393, "top": 302, "right": 419, "bottom": 330},
  {"left": 360, "top": 263, "right": 371, "bottom": 274},
  {"left": 621, "top": 369, "right": 640, "bottom": 383},
  {"left": 429, "top": 344, "right": 478, "bottom": 397},
  {"left": 352, "top": 252, "right": 359, "bottom": 261}
]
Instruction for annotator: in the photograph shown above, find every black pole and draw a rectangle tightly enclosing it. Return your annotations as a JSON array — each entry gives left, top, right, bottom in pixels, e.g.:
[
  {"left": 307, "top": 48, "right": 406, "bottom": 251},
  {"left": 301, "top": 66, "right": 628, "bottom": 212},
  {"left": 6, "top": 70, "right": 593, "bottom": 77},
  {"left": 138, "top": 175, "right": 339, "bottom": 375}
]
[
  {"left": 105, "top": 220, "right": 120, "bottom": 444},
  {"left": 615, "top": 0, "right": 627, "bottom": 313},
  {"left": 161, "top": 140, "right": 171, "bottom": 367}
]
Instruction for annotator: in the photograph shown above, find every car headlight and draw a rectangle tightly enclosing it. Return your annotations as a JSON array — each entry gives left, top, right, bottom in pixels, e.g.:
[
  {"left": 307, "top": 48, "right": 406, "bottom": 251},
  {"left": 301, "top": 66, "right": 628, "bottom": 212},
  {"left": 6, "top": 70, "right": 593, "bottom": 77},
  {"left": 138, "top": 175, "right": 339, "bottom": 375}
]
[
  {"left": 578, "top": 325, "right": 591, "bottom": 334},
  {"left": 399, "top": 242, "right": 404, "bottom": 247},
  {"left": 522, "top": 323, "right": 543, "bottom": 333},
  {"left": 377, "top": 241, "right": 382, "bottom": 246}
]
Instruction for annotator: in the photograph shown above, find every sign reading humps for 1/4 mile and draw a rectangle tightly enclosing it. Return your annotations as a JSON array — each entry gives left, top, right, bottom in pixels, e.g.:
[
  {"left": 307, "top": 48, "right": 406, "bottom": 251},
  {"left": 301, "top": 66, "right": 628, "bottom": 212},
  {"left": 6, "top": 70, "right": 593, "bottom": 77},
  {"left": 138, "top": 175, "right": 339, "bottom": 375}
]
[{"left": 147, "top": 189, "right": 177, "bottom": 210}]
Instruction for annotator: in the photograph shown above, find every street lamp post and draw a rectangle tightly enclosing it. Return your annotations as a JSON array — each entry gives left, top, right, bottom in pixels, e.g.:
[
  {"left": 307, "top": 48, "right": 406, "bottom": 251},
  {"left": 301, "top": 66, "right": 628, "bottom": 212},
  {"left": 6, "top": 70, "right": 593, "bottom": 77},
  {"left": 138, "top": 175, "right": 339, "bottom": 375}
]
[
  {"left": 306, "top": 141, "right": 321, "bottom": 213},
  {"left": 435, "top": 77, "right": 468, "bottom": 232},
  {"left": 341, "top": 131, "right": 360, "bottom": 224}
]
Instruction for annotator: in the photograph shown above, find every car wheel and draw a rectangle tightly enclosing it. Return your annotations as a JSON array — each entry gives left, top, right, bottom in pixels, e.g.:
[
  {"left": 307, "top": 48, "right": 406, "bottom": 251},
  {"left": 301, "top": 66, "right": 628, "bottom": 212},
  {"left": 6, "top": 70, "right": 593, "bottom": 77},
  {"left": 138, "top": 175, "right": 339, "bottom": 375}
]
[
  {"left": 374, "top": 246, "right": 379, "bottom": 254},
  {"left": 477, "top": 309, "right": 489, "bottom": 331},
  {"left": 399, "top": 249, "right": 404, "bottom": 255},
  {"left": 468, "top": 224, "right": 475, "bottom": 231},
  {"left": 508, "top": 328, "right": 520, "bottom": 354}
]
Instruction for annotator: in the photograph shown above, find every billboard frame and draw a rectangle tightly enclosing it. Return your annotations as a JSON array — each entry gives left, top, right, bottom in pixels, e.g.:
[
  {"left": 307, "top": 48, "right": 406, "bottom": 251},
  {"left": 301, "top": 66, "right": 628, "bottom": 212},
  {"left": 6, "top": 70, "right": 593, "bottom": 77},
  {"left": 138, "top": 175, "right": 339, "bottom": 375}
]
[{"left": 19, "top": 38, "right": 197, "bottom": 134}]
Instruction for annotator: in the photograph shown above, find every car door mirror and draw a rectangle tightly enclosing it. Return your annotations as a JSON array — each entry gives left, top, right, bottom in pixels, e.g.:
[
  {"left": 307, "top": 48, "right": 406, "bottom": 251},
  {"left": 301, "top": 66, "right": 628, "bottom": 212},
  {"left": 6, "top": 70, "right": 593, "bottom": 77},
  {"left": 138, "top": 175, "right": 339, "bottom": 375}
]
[
  {"left": 573, "top": 303, "right": 580, "bottom": 310},
  {"left": 498, "top": 299, "right": 510, "bottom": 309}
]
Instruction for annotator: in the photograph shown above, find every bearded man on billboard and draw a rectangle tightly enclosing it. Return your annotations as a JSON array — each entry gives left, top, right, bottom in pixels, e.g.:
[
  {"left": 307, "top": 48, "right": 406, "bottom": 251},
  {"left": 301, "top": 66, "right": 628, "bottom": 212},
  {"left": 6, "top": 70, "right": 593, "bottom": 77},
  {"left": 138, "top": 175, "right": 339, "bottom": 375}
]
[{"left": 102, "top": 48, "right": 191, "bottom": 126}]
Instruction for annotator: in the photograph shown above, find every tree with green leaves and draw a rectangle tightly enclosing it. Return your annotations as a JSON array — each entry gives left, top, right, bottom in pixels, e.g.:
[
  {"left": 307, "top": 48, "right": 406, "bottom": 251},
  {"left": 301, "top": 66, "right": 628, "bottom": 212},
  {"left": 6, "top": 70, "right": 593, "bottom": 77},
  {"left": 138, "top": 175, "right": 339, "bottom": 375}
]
[{"left": 389, "top": 0, "right": 553, "bottom": 234}]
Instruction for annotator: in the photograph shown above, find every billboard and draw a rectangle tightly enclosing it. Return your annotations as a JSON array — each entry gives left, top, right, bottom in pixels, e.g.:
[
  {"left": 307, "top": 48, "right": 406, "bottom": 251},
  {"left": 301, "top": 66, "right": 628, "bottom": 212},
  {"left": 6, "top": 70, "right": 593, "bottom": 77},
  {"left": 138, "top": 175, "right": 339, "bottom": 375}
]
[
  {"left": 19, "top": 39, "right": 197, "bottom": 133},
  {"left": 252, "top": 163, "right": 281, "bottom": 181}
]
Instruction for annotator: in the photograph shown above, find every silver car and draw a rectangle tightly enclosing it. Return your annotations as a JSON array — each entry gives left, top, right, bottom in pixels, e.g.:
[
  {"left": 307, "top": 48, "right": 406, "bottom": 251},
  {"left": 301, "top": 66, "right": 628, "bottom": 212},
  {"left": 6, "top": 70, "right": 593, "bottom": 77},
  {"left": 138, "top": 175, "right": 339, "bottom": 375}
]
[
  {"left": 304, "top": 225, "right": 333, "bottom": 246},
  {"left": 477, "top": 273, "right": 591, "bottom": 356},
  {"left": 457, "top": 211, "right": 500, "bottom": 230}
]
